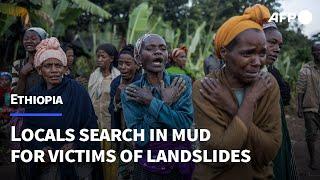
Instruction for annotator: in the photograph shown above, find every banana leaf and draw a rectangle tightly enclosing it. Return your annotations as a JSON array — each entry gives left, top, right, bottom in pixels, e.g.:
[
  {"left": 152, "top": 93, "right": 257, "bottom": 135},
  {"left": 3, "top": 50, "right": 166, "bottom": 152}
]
[
  {"left": 70, "top": 0, "right": 110, "bottom": 19},
  {"left": 188, "top": 22, "right": 206, "bottom": 56},
  {"left": 0, "top": 16, "right": 16, "bottom": 37},
  {"left": 173, "top": 29, "right": 181, "bottom": 48},
  {"left": 0, "top": 3, "right": 30, "bottom": 26},
  {"left": 126, "top": 2, "right": 152, "bottom": 44},
  {"left": 149, "top": 16, "right": 162, "bottom": 32},
  {"left": 52, "top": 0, "right": 69, "bottom": 21},
  {"left": 0, "top": 3, "right": 28, "bottom": 17},
  {"left": 148, "top": 16, "right": 176, "bottom": 47},
  {"left": 52, "top": 8, "right": 82, "bottom": 36}
]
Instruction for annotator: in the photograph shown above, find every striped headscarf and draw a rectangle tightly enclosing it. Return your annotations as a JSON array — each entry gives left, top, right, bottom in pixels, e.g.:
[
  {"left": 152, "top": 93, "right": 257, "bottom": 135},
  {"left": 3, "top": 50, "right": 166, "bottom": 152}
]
[{"left": 134, "top": 33, "right": 164, "bottom": 59}]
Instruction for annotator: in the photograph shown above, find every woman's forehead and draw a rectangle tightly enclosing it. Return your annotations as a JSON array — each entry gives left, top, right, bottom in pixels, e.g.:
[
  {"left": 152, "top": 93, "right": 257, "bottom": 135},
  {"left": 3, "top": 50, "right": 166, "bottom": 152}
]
[
  {"left": 97, "top": 49, "right": 109, "bottom": 55},
  {"left": 265, "top": 28, "right": 282, "bottom": 36},
  {"left": 43, "top": 58, "right": 63, "bottom": 64},
  {"left": 236, "top": 29, "right": 266, "bottom": 47},
  {"left": 24, "top": 30, "right": 39, "bottom": 37},
  {"left": 143, "top": 35, "right": 166, "bottom": 46},
  {"left": 119, "top": 53, "right": 134, "bottom": 60}
]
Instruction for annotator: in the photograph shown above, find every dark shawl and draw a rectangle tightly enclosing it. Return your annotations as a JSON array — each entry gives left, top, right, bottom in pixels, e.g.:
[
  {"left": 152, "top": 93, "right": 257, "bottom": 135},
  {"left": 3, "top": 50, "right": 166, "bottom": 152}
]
[
  {"left": 109, "top": 73, "right": 141, "bottom": 130},
  {"left": 268, "top": 65, "right": 291, "bottom": 106},
  {"left": 21, "top": 77, "right": 101, "bottom": 180}
]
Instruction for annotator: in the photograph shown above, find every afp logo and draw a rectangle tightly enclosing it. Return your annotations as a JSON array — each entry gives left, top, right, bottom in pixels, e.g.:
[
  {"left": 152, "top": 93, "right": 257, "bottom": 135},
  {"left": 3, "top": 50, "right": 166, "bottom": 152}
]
[{"left": 268, "top": 10, "right": 313, "bottom": 25}]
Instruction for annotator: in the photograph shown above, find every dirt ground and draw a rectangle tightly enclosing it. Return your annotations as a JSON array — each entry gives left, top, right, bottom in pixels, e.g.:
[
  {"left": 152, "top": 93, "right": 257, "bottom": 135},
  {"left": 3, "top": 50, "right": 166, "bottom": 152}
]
[{"left": 286, "top": 106, "right": 320, "bottom": 180}]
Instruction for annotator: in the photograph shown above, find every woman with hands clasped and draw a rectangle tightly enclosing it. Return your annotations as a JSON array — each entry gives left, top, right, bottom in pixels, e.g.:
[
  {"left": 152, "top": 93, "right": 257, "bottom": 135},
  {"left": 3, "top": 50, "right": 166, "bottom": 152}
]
[
  {"left": 192, "top": 4, "right": 282, "bottom": 180},
  {"left": 121, "top": 34, "right": 194, "bottom": 180}
]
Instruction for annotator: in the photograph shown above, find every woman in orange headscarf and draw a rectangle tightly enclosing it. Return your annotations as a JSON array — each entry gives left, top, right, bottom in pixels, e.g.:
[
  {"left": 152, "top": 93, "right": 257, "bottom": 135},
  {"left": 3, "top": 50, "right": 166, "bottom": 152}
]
[{"left": 192, "top": 4, "right": 281, "bottom": 180}]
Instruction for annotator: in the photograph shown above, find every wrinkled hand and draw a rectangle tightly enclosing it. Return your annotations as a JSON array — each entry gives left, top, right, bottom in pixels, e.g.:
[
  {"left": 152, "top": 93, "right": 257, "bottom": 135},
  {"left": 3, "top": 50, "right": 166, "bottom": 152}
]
[
  {"left": 125, "top": 85, "right": 153, "bottom": 105},
  {"left": 20, "top": 62, "right": 34, "bottom": 77},
  {"left": 245, "top": 72, "right": 272, "bottom": 103},
  {"left": 200, "top": 77, "right": 237, "bottom": 116},
  {"left": 160, "top": 77, "right": 187, "bottom": 106}
]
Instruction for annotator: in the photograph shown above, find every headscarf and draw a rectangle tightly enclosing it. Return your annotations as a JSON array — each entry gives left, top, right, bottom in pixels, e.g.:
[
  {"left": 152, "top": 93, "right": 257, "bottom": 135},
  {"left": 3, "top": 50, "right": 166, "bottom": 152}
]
[
  {"left": 26, "top": 27, "right": 48, "bottom": 40},
  {"left": 263, "top": 21, "right": 278, "bottom": 30},
  {"left": 0, "top": 72, "right": 12, "bottom": 82},
  {"left": 171, "top": 46, "right": 188, "bottom": 60},
  {"left": 214, "top": 4, "right": 271, "bottom": 59},
  {"left": 34, "top": 37, "right": 67, "bottom": 67},
  {"left": 134, "top": 33, "right": 163, "bottom": 59}
]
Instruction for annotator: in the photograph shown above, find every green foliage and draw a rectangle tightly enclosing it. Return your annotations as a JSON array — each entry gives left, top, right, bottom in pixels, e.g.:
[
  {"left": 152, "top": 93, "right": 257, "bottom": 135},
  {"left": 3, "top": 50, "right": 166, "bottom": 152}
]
[
  {"left": 0, "top": 0, "right": 317, "bottom": 83},
  {"left": 70, "top": 0, "right": 110, "bottom": 19},
  {"left": 74, "top": 56, "right": 92, "bottom": 77},
  {"left": 149, "top": 16, "right": 179, "bottom": 48},
  {"left": 186, "top": 22, "right": 207, "bottom": 78},
  {"left": 0, "top": 3, "right": 28, "bottom": 17},
  {"left": 126, "top": 2, "right": 152, "bottom": 44},
  {"left": 0, "top": 16, "right": 16, "bottom": 37}
]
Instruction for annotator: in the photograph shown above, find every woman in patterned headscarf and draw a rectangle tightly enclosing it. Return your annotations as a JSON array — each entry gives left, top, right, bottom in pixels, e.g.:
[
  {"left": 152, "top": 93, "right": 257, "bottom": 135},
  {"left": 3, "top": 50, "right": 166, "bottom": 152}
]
[{"left": 121, "top": 33, "right": 194, "bottom": 180}]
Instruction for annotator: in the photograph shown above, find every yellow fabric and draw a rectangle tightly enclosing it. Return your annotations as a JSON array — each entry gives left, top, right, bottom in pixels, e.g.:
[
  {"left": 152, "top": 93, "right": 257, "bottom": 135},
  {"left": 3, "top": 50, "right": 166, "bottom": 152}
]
[{"left": 214, "top": 4, "right": 270, "bottom": 59}]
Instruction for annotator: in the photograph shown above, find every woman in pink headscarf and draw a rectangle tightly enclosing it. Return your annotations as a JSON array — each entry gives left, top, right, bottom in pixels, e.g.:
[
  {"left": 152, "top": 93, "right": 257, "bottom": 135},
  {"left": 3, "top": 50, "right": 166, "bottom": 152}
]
[{"left": 19, "top": 37, "right": 102, "bottom": 180}]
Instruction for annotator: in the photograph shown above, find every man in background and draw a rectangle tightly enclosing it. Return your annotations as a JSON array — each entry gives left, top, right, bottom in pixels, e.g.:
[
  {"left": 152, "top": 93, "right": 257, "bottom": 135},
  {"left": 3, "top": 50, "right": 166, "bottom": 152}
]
[{"left": 297, "top": 41, "right": 320, "bottom": 170}]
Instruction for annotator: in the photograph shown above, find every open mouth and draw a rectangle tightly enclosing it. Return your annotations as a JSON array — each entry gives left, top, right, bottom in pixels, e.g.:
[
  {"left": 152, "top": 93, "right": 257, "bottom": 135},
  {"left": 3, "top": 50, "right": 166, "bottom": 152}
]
[
  {"left": 245, "top": 71, "right": 260, "bottom": 78},
  {"left": 152, "top": 57, "right": 163, "bottom": 66},
  {"left": 121, "top": 71, "right": 130, "bottom": 77},
  {"left": 25, "top": 43, "right": 35, "bottom": 48},
  {"left": 96, "top": 62, "right": 104, "bottom": 67}
]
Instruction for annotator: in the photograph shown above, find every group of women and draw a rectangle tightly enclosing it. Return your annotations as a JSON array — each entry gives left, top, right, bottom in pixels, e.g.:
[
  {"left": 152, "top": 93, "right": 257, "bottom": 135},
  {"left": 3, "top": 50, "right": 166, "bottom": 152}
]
[{"left": 10, "top": 3, "right": 299, "bottom": 180}]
